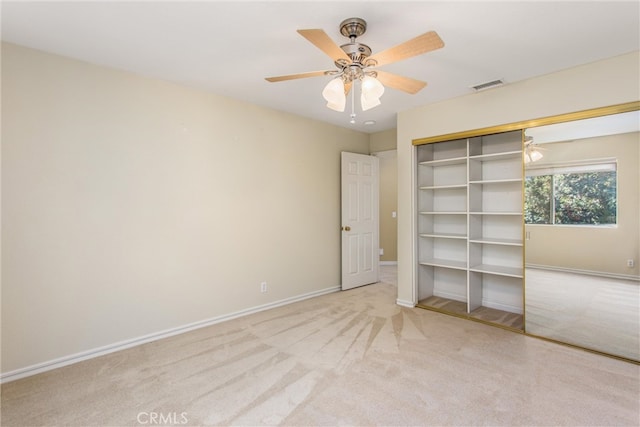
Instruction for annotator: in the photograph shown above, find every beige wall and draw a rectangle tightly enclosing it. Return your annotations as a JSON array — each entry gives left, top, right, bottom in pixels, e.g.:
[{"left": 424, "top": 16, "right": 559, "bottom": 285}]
[
  {"left": 525, "top": 132, "right": 639, "bottom": 277},
  {"left": 370, "top": 129, "right": 398, "bottom": 263},
  {"left": 374, "top": 150, "right": 397, "bottom": 262},
  {"left": 397, "top": 51, "right": 640, "bottom": 306},
  {"left": 370, "top": 128, "right": 397, "bottom": 152},
  {"left": 369, "top": 129, "right": 398, "bottom": 262},
  {"left": 1, "top": 43, "right": 370, "bottom": 375}
]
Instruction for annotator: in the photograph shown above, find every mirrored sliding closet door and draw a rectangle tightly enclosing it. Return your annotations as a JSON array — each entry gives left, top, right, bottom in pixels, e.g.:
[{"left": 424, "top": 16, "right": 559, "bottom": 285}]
[{"left": 524, "top": 109, "right": 640, "bottom": 361}]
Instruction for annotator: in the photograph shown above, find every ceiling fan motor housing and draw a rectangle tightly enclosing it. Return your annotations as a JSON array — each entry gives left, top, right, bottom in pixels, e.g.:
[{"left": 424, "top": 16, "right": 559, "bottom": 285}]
[
  {"left": 339, "top": 42, "right": 372, "bottom": 65},
  {"left": 335, "top": 17, "right": 373, "bottom": 76},
  {"left": 340, "top": 17, "right": 367, "bottom": 39}
]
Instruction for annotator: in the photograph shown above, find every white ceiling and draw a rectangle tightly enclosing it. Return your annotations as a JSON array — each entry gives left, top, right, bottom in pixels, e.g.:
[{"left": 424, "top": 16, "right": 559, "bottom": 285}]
[{"left": 2, "top": 1, "right": 639, "bottom": 133}]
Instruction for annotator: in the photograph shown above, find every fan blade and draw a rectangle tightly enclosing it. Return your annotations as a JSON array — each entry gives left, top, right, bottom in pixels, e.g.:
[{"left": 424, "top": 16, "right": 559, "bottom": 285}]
[
  {"left": 367, "top": 31, "right": 444, "bottom": 67},
  {"left": 297, "top": 29, "right": 352, "bottom": 64},
  {"left": 265, "top": 70, "right": 331, "bottom": 82},
  {"left": 375, "top": 70, "right": 427, "bottom": 94}
]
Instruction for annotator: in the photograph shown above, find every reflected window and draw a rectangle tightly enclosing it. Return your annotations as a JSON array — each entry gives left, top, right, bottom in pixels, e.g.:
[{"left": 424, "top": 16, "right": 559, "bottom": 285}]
[{"left": 525, "top": 161, "right": 617, "bottom": 225}]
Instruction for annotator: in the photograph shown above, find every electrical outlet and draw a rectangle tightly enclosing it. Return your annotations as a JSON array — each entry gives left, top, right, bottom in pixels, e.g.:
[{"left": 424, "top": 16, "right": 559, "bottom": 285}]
[
  {"left": 379, "top": 248, "right": 384, "bottom": 256},
  {"left": 627, "top": 259, "right": 635, "bottom": 268},
  {"left": 260, "top": 282, "right": 267, "bottom": 293}
]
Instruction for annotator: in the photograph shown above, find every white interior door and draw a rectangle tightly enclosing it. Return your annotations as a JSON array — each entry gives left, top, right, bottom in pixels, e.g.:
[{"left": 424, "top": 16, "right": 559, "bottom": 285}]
[{"left": 341, "top": 152, "right": 379, "bottom": 290}]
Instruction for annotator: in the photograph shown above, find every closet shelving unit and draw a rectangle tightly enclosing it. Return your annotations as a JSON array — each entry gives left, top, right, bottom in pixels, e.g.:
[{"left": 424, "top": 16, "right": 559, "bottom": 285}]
[{"left": 416, "top": 130, "right": 524, "bottom": 330}]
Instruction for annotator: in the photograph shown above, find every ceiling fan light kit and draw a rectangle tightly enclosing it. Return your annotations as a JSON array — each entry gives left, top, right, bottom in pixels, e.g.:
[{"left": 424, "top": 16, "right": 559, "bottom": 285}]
[
  {"left": 266, "top": 17, "right": 444, "bottom": 122},
  {"left": 525, "top": 149, "right": 544, "bottom": 163},
  {"left": 524, "top": 135, "right": 544, "bottom": 163},
  {"left": 322, "top": 77, "right": 347, "bottom": 111},
  {"left": 360, "top": 75, "right": 384, "bottom": 111}
]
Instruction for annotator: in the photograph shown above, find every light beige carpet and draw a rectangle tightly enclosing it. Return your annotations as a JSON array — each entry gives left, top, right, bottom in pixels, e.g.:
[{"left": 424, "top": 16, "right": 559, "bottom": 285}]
[
  {"left": 525, "top": 268, "right": 640, "bottom": 361},
  {"left": 2, "top": 267, "right": 639, "bottom": 426}
]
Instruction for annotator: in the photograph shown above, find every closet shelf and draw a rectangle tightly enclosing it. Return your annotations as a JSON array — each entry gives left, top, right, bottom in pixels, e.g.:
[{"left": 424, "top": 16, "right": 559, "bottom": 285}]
[
  {"left": 469, "top": 264, "right": 523, "bottom": 278},
  {"left": 469, "top": 178, "right": 522, "bottom": 184},
  {"left": 419, "top": 156, "right": 467, "bottom": 166},
  {"left": 469, "top": 237, "right": 523, "bottom": 246},
  {"left": 469, "top": 150, "right": 522, "bottom": 161},
  {"left": 419, "top": 184, "right": 467, "bottom": 190},
  {"left": 419, "top": 211, "right": 467, "bottom": 215},
  {"left": 420, "top": 259, "right": 467, "bottom": 270},
  {"left": 420, "top": 232, "right": 468, "bottom": 240},
  {"left": 469, "top": 211, "right": 522, "bottom": 216}
]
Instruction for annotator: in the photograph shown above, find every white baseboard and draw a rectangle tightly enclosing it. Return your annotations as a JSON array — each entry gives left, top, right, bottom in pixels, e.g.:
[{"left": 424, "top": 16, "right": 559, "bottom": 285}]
[
  {"left": 396, "top": 298, "right": 416, "bottom": 308},
  {"left": 0, "top": 285, "right": 341, "bottom": 384},
  {"left": 380, "top": 261, "right": 398, "bottom": 266},
  {"left": 526, "top": 263, "right": 639, "bottom": 282}
]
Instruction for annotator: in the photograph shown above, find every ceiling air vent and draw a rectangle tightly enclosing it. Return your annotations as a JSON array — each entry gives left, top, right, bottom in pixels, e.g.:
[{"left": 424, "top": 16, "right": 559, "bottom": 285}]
[{"left": 470, "top": 79, "right": 504, "bottom": 91}]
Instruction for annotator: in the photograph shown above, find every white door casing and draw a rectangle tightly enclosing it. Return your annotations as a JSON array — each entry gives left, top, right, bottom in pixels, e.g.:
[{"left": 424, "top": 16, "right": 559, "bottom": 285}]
[{"left": 341, "top": 152, "right": 379, "bottom": 290}]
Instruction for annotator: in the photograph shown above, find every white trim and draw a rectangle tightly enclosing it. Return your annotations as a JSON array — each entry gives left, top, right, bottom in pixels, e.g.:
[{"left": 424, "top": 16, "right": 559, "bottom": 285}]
[
  {"left": 526, "top": 264, "right": 639, "bottom": 282},
  {"left": 380, "top": 261, "right": 398, "bottom": 266},
  {"left": 396, "top": 298, "right": 416, "bottom": 308},
  {"left": 0, "top": 285, "right": 340, "bottom": 384},
  {"left": 525, "top": 157, "right": 617, "bottom": 176},
  {"left": 410, "top": 144, "right": 418, "bottom": 306}
]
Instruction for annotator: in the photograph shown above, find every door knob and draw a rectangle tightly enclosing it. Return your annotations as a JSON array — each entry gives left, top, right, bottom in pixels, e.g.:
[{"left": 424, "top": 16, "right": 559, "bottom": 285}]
[{"left": 342, "top": 226, "right": 351, "bottom": 231}]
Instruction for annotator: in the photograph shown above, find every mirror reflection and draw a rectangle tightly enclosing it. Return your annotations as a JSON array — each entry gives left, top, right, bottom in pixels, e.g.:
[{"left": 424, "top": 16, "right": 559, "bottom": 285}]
[{"left": 524, "top": 111, "right": 640, "bottom": 361}]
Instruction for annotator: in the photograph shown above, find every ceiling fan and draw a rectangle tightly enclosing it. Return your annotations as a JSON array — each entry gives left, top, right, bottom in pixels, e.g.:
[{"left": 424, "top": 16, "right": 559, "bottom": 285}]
[{"left": 265, "top": 17, "right": 444, "bottom": 117}]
